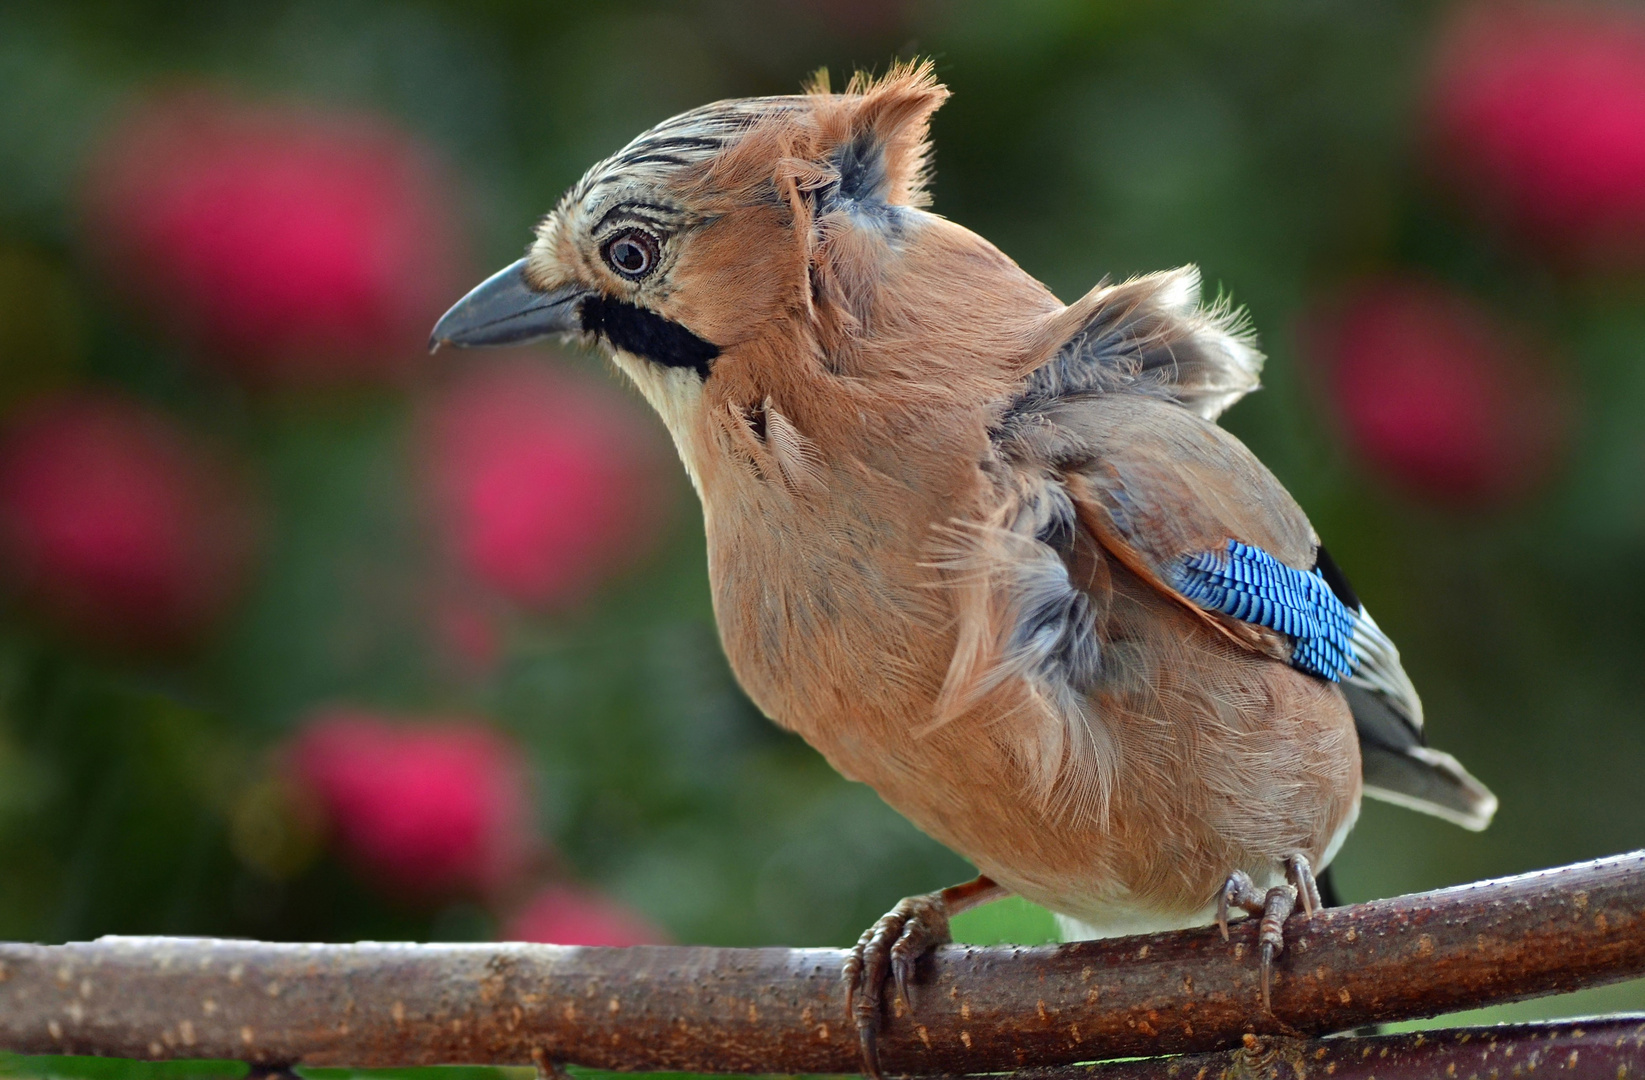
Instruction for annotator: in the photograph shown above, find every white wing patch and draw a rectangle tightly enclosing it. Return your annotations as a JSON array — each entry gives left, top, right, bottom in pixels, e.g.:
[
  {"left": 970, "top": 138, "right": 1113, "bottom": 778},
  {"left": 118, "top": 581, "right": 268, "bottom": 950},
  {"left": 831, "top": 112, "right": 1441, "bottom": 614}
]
[{"left": 1347, "top": 606, "right": 1424, "bottom": 730}]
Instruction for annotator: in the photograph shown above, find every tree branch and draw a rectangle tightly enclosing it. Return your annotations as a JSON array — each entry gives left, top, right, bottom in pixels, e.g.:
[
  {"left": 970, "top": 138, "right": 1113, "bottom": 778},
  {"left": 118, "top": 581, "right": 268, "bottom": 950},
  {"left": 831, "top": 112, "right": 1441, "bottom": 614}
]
[
  {"left": 973, "top": 1018, "right": 1645, "bottom": 1080},
  {"left": 0, "top": 851, "right": 1641, "bottom": 1074}
]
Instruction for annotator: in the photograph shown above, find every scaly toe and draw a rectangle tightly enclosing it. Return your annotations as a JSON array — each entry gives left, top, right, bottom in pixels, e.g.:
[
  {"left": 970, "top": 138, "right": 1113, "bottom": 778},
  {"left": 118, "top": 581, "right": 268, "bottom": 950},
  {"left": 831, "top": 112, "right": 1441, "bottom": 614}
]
[
  {"left": 844, "top": 919, "right": 895, "bottom": 1080},
  {"left": 887, "top": 899, "right": 947, "bottom": 1010},
  {"left": 1255, "top": 884, "right": 1299, "bottom": 1014}
]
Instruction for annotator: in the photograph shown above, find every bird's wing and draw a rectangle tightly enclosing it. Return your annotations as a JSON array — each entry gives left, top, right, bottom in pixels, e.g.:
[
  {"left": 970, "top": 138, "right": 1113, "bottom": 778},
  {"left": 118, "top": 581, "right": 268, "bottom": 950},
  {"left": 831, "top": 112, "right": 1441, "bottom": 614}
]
[
  {"left": 997, "top": 388, "right": 1332, "bottom": 672},
  {"left": 980, "top": 273, "right": 1496, "bottom": 830}
]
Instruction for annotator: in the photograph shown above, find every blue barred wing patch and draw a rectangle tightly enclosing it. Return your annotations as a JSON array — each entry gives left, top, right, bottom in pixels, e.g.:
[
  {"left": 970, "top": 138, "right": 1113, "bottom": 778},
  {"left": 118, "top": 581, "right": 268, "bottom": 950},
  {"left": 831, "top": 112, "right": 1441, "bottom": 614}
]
[{"left": 1172, "top": 540, "right": 1358, "bottom": 681}]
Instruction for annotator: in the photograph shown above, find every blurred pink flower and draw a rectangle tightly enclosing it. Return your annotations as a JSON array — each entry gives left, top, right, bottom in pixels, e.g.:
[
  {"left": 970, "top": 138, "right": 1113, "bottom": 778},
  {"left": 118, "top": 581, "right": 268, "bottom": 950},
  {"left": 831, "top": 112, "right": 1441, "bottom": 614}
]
[
  {"left": 286, "top": 709, "right": 533, "bottom": 898},
  {"left": 1427, "top": 3, "right": 1645, "bottom": 266},
  {"left": 1302, "top": 278, "right": 1566, "bottom": 506},
  {"left": 503, "top": 884, "right": 667, "bottom": 946},
  {"left": 0, "top": 393, "right": 258, "bottom": 648},
  {"left": 81, "top": 90, "right": 467, "bottom": 385},
  {"left": 421, "top": 360, "right": 671, "bottom": 609}
]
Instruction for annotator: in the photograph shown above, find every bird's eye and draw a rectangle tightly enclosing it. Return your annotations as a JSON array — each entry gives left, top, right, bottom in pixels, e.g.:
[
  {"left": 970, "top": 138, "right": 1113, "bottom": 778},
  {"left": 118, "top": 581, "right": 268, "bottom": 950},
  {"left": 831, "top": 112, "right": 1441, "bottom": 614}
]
[{"left": 602, "top": 229, "right": 660, "bottom": 279}]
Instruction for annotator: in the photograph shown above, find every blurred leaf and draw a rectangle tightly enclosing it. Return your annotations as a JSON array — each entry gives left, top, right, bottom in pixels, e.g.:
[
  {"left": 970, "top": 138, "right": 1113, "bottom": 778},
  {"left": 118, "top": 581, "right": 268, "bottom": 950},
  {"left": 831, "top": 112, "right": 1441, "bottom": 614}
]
[
  {"left": 300, "top": 1068, "right": 530, "bottom": 1080},
  {"left": 0, "top": 1055, "right": 243, "bottom": 1079},
  {"left": 0, "top": 244, "right": 83, "bottom": 408},
  {"left": 950, "top": 896, "right": 1060, "bottom": 947}
]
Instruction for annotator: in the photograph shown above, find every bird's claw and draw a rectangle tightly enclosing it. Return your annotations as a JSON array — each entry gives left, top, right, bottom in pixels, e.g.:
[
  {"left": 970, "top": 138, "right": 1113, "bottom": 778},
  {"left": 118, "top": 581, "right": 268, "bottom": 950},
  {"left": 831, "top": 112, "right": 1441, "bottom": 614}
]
[
  {"left": 843, "top": 891, "right": 951, "bottom": 1080},
  {"left": 1216, "top": 869, "right": 1265, "bottom": 941},
  {"left": 1286, "top": 853, "right": 1323, "bottom": 918},
  {"left": 1217, "top": 854, "right": 1320, "bottom": 1012}
]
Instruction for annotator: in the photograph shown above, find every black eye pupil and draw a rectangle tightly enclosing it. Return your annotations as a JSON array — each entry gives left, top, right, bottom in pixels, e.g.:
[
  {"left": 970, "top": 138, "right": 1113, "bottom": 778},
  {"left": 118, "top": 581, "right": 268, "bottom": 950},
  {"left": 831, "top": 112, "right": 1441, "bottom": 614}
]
[{"left": 604, "top": 230, "right": 658, "bottom": 278}]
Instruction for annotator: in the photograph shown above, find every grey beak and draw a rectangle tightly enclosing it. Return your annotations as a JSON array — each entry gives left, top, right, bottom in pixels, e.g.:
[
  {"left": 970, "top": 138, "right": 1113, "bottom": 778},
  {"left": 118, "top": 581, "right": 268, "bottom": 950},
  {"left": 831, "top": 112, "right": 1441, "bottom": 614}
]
[{"left": 429, "top": 259, "right": 587, "bottom": 351}]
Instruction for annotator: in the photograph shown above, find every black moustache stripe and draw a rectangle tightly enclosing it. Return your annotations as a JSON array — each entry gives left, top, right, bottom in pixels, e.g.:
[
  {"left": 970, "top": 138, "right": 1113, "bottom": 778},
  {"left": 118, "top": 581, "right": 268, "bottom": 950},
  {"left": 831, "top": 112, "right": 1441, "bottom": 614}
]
[{"left": 579, "top": 295, "right": 719, "bottom": 379}]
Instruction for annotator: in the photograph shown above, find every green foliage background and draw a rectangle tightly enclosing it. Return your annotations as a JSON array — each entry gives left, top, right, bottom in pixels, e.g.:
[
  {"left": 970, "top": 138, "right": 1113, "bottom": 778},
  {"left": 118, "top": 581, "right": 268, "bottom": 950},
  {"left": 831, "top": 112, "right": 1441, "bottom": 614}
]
[{"left": 1, "top": 1, "right": 1642, "bottom": 1075}]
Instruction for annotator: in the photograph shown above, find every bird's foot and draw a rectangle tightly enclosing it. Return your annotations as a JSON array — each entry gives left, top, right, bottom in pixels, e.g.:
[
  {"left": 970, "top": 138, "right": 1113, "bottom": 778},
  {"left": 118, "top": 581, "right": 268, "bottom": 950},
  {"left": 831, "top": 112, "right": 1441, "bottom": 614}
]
[
  {"left": 843, "top": 875, "right": 1002, "bottom": 1080},
  {"left": 1216, "top": 854, "right": 1321, "bottom": 1012},
  {"left": 844, "top": 892, "right": 948, "bottom": 1079}
]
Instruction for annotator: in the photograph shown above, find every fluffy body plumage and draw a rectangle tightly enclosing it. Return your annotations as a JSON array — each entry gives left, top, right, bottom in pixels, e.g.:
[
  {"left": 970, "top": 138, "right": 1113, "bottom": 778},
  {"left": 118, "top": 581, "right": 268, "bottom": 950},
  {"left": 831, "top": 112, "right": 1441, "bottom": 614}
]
[{"left": 433, "top": 59, "right": 1495, "bottom": 1016}]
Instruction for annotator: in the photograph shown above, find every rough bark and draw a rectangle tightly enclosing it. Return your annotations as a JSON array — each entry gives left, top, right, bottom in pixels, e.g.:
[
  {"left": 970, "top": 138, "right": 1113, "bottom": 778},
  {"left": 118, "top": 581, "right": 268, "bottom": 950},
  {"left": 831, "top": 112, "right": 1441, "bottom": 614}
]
[
  {"left": 0, "top": 851, "right": 1641, "bottom": 1074},
  {"left": 994, "top": 1018, "right": 1645, "bottom": 1080}
]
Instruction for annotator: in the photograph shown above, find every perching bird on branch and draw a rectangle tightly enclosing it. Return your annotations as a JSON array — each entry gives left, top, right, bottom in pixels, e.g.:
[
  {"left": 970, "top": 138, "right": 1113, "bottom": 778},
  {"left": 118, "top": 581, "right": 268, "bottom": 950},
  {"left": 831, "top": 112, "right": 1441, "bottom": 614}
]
[{"left": 431, "top": 61, "right": 1497, "bottom": 1077}]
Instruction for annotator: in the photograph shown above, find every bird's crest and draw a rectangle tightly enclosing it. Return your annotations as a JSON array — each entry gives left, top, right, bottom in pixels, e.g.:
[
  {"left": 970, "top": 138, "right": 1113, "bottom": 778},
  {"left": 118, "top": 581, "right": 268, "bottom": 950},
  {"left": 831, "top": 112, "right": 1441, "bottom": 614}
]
[
  {"left": 668, "top": 60, "right": 952, "bottom": 346},
  {"left": 698, "top": 60, "right": 948, "bottom": 212},
  {"left": 802, "top": 59, "right": 949, "bottom": 210}
]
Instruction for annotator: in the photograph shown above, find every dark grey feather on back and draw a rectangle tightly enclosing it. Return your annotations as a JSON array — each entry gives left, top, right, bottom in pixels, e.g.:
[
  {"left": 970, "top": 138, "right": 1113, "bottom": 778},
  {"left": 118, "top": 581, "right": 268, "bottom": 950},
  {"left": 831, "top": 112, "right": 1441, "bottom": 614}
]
[{"left": 1007, "top": 266, "right": 1263, "bottom": 426}]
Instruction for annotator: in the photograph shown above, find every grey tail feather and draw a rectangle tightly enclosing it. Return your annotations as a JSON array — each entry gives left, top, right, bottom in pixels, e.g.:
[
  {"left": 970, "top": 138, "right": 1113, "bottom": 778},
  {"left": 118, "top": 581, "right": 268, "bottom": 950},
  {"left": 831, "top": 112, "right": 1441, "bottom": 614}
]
[
  {"left": 1343, "top": 682, "right": 1498, "bottom": 831},
  {"left": 1361, "top": 744, "right": 1497, "bottom": 831}
]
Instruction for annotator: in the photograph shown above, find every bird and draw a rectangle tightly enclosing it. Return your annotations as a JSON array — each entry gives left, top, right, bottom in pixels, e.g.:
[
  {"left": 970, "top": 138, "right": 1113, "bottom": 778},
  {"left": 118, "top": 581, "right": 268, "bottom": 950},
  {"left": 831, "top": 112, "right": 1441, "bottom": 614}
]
[{"left": 431, "top": 61, "right": 1497, "bottom": 1076}]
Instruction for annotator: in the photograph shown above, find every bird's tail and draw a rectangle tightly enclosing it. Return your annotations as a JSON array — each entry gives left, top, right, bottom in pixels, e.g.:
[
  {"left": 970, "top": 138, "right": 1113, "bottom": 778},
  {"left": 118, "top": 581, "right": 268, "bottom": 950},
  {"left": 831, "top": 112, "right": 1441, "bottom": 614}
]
[{"left": 1344, "top": 683, "right": 1498, "bottom": 831}]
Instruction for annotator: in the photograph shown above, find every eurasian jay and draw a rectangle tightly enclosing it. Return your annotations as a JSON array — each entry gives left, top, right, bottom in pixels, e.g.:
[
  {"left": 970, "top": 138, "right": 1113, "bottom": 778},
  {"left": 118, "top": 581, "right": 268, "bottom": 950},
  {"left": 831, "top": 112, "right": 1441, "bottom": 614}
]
[{"left": 431, "top": 62, "right": 1496, "bottom": 1076}]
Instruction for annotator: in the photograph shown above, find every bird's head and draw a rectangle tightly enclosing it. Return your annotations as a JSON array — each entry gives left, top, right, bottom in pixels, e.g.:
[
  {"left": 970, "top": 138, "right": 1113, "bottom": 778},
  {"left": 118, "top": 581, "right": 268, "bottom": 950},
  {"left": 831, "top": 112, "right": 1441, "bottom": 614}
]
[{"left": 433, "top": 62, "right": 1053, "bottom": 497}]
